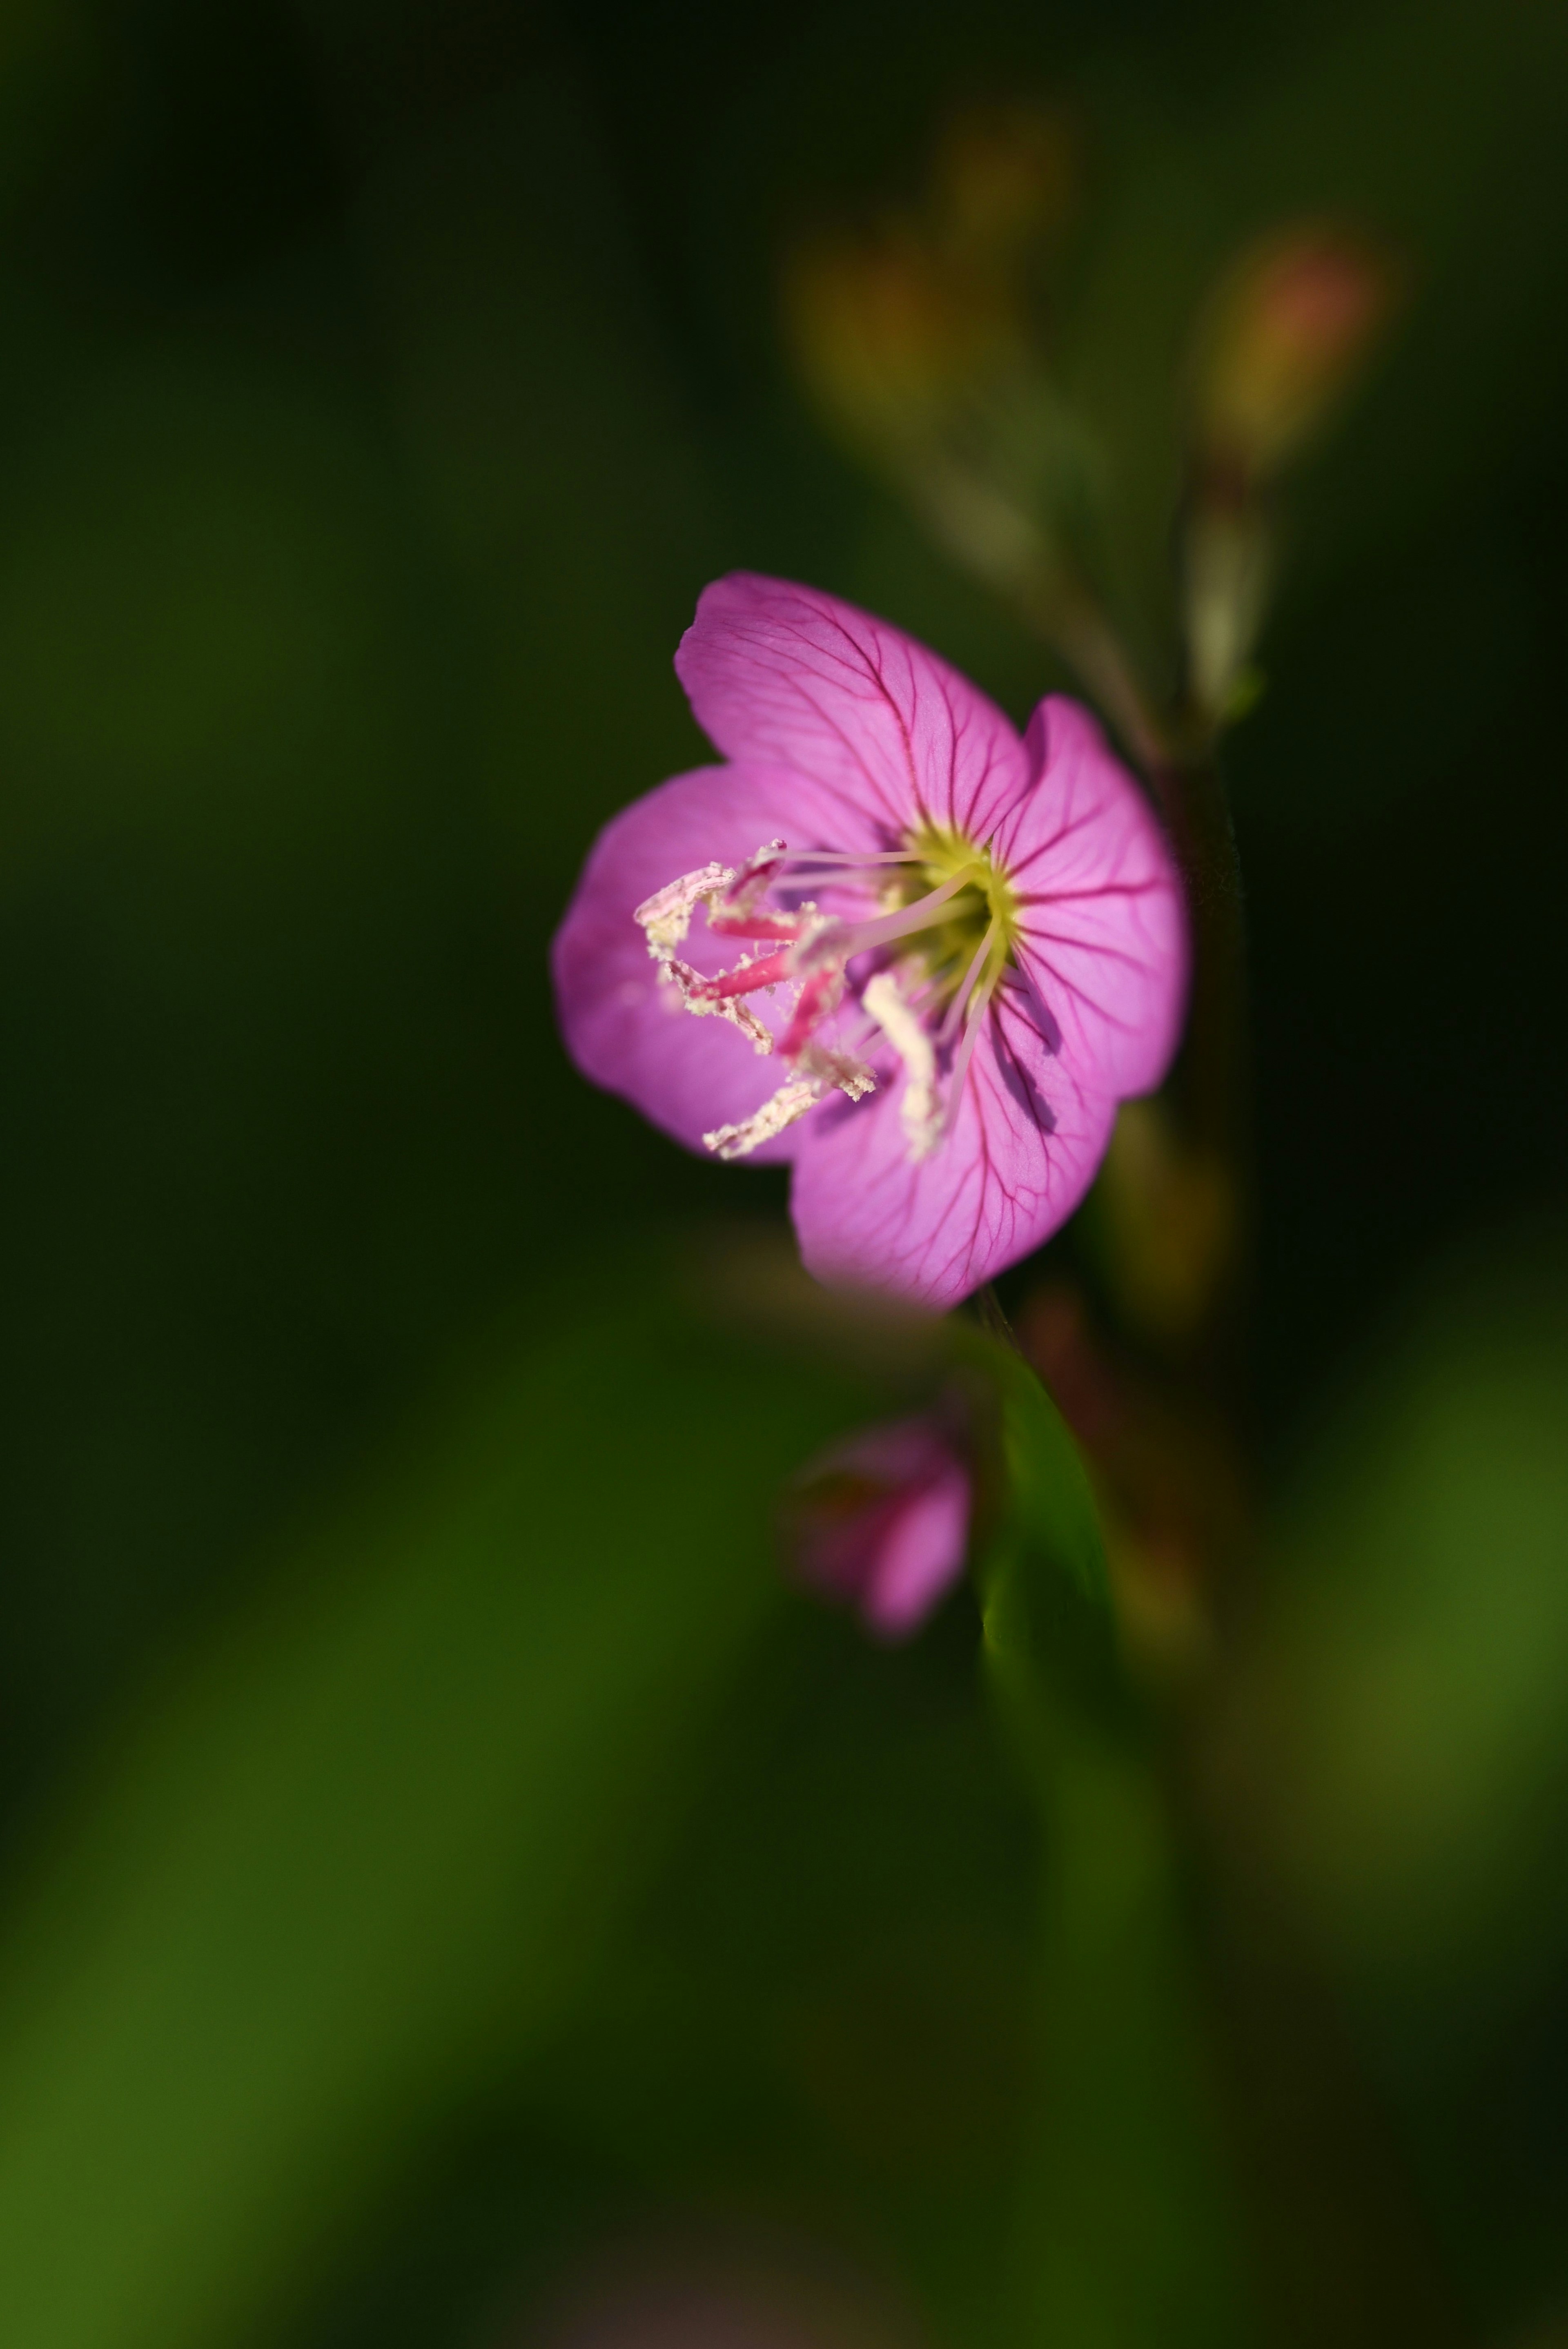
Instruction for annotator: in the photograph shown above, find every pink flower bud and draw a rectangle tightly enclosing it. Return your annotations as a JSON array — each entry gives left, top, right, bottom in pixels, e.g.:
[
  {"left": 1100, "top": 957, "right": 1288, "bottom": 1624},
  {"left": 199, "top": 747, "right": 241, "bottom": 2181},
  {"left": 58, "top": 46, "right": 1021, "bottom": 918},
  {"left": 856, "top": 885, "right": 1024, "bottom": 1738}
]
[
  {"left": 782, "top": 1411, "right": 973, "bottom": 1641},
  {"left": 1192, "top": 224, "right": 1397, "bottom": 480}
]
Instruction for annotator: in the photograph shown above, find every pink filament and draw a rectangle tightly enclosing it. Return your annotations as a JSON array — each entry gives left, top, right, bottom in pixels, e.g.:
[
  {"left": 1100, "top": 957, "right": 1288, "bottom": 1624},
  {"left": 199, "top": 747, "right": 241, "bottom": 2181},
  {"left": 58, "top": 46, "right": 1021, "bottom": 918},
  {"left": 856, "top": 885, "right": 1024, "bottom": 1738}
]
[
  {"left": 781, "top": 848, "right": 921, "bottom": 868},
  {"left": 806, "top": 870, "right": 980, "bottom": 965},
  {"left": 938, "top": 919, "right": 999, "bottom": 1047},
  {"left": 686, "top": 949, "right": 795, "bottom": 1000},
  {"left": 943, "top": 983, "right": 994, "bottom": 1131},
  {"left": 675, "top": 845, "right": 1006, "bottom": 1138},
  {"left": 707, "top": 910, "right": 813, "bottom": 941},
  {"left": 779, "top": 967, "right": 842, "bottom": 1059}
]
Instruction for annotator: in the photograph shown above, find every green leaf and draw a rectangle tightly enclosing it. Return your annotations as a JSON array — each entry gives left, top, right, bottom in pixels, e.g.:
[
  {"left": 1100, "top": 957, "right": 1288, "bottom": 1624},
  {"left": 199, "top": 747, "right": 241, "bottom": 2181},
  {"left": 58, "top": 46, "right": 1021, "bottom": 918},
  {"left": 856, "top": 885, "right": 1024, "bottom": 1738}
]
[
  {"left": 955, "top": 1346, "right": 1249, "bottom": 2349},
  {"left": 0, "top": 1263, "right": 884, "bottom": 2349},
  {"left": 980, "top": 1555, "right": 1251, "bottom": 2349},
  {"left": 949, "top": 1324, "right": 1107, "bottom": 1607},
  {"left": 993, "top": 1341, "right": 1109, "bottom": 1607},
  {"left": 1009, "top": 1722, "right": 1252, "bottom": 2349}
]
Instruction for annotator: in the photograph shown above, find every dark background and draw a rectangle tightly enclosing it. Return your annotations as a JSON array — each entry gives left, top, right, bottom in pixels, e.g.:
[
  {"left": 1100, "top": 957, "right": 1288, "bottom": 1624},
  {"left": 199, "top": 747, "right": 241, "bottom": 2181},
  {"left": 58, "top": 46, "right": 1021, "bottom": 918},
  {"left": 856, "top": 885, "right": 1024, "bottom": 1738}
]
[{"left": 0, "top": 3, "right": 1564, "bottom": 2345}]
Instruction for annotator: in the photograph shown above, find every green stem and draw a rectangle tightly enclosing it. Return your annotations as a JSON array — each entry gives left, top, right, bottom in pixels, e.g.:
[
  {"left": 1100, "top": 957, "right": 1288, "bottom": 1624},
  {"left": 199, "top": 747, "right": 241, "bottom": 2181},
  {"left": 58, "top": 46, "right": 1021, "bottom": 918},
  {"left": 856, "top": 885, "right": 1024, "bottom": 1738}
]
[{"left": 1011, "top": 578, "right": 1469, "bottom": 2347}]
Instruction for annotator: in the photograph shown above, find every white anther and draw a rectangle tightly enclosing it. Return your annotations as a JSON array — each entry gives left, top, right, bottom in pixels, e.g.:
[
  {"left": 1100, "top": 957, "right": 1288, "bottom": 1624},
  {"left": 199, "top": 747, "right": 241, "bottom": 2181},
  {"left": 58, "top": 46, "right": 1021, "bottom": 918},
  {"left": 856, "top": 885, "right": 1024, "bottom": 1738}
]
[
  {"left": 863, "top": 971, "right": 941, "bottom": 1160},
  {"left": 798, "top": 1041, "right": 877, "bottom": 1104},
  {"left": 701, "top": 1043, "right": 876, "bottom": 1162},
  {"left": 704, "top": 1077, "right": 822, "bottom": 1159},
  {"left": 635, "top": 862, "right": 735, "bottom": 961},
  {"left": 667, "top": 960, "right": 774, "bottom": 1054}
]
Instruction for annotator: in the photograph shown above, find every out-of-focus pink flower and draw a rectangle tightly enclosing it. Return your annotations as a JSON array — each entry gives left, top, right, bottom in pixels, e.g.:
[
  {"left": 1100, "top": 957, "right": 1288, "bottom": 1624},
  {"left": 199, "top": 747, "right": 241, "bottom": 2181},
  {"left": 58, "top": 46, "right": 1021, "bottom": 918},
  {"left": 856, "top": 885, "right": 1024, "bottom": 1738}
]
[
  {"left": 782, "top": 1412, "right": 972, "bottom": 1641},
  {"left": 552, "top": 574, "right": 1186, "bottom": 1307}
]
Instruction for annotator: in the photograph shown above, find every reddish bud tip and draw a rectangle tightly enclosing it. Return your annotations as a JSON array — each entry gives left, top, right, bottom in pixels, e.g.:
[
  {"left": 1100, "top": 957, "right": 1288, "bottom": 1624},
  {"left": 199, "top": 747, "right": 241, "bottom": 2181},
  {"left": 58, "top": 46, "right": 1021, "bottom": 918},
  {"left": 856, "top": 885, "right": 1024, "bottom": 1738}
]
[{"left": 1192, "top": 222, "right": 1400, "bottom": 479}]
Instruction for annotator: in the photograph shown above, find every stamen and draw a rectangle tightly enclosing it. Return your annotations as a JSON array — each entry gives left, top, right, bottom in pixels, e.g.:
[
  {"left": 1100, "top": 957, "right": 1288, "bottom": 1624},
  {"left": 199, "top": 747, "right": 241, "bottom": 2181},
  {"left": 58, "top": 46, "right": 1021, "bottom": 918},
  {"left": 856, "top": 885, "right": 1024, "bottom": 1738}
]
[
  {"left": 863, "top": 972, "right": 940, "bottom": 1160},
  {"left": 667, "top": 958, "right": 774, "bottom": 1054},
  {"left": 780, "top": 849, "right": 924, "bottom": 868},
  {"left": 680, "top": 949, "right": 796, "bottom": 1001},
  {"left": 801, "top": 871, "right": 982, "bottom": 968},
  {"left": 703, "top": 1042, "right": 874, "bottom": 1161},
  {"left": 639, "top": 828, "right": 1013, "bottom": 1168},
  {"left": 707, "top": 909, "right": 816, "bottom": 942},
  {"left": 778, "top": 967, "right": 844, "bottom": 1061},
  {"left": 704, "top": 1077, "right": 821, "bottom": 1160},
  {"left": 938, "top": 918, "right": 1000, "bottom": 1047},
  {"left": 943, "top": 979, "right": 997, "bottom": 1134},
  {"left": 801, "top": 1041, "right": 877, "bottom": 1104},
  {"left": 719, "top": 842, "right": 790, "bottom": 913},
  {"left": 728, "top": 838, "right": 788, "bottom": 879},
  {"left": 635, "top": 861, "right": 735, "bottom": 961},
  {"left": 639, "top": 843, "right": 803, "bottom": 961}
]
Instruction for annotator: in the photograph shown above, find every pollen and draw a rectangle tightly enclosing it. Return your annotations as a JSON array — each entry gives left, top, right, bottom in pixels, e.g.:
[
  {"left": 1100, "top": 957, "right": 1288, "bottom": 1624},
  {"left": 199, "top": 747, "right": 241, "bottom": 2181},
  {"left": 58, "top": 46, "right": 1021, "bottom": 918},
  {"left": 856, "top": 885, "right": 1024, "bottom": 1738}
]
[{"left": 635, "top": 824, "right": 1021, "bottom": 1169}]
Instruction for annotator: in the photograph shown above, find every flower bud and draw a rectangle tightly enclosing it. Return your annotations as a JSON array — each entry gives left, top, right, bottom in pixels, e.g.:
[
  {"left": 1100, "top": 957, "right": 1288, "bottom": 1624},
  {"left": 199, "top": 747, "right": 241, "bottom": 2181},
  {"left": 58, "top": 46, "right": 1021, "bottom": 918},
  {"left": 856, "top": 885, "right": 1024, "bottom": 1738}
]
[
  {"left": 779, "top": 105, "right": 1134, "bottom": 704},
  {"left": 782, "top": 225, "right": 1016, "bottom": 452},
  {"left": 1191, "top": 225, "right": 1396, "bottom": 482},
  {"left": 931, "top": 99, "right": 1076, "bottom": 264},
  {"left": 781, "top": 1409, "right": 972, "bottom": 1641},
  {"left": 781, "top": 99, "right": 1074, "bottom": 464}
]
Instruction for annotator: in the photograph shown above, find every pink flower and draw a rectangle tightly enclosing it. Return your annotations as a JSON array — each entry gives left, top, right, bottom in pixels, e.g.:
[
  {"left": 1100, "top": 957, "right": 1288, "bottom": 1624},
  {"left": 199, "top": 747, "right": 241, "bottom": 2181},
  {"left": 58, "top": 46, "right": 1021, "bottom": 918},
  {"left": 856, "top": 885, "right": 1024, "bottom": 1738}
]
[
  {"left": 782, "top": 1411, "right": 973, "bottom": 1640},
  {"left": 552, "top": 574, "right": 1186, "bottom": 1307}
]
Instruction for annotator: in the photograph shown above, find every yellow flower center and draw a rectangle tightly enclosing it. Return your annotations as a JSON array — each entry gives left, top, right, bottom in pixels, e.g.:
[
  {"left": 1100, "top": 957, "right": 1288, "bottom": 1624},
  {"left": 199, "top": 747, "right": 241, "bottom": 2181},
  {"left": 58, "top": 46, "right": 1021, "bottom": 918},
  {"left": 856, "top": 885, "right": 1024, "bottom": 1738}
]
[{"left": 890, "top": 822, "right": 1019, "bottom": 1005}]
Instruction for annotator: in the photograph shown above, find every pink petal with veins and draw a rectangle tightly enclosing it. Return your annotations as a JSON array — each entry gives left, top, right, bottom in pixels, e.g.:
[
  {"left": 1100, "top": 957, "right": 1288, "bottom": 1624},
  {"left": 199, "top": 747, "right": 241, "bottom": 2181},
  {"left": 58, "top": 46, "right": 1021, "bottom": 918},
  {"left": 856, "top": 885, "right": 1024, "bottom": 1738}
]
[
  {"left": 998, "top": 698, "right": 1189, "bottom": 1100},
  {"left": 676, "top": 573, "right": 1030, "bottom": 844},
  {"left": 790, "top": 981, "right": 1116, "bottom": 1307},
  {"left": 552, "top": 576, "right": 1189, "bottom": 1306}
]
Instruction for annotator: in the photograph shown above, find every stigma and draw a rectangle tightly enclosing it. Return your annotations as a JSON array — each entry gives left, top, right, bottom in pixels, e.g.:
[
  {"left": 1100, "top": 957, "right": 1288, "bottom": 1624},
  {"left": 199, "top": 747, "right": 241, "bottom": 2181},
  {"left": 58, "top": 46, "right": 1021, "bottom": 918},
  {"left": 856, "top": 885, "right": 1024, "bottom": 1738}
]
[{"left": 633, "top": 831, "right": 1020, "bottom": 1161}]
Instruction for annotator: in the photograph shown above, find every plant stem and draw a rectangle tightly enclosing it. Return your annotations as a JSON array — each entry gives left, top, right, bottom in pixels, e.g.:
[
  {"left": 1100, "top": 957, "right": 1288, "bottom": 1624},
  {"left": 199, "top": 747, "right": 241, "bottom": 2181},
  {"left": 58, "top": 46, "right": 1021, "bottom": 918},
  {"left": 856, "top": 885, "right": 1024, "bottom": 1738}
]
[{"left": 1011, "top": 579, "right": 1472, "bottom": 2348}]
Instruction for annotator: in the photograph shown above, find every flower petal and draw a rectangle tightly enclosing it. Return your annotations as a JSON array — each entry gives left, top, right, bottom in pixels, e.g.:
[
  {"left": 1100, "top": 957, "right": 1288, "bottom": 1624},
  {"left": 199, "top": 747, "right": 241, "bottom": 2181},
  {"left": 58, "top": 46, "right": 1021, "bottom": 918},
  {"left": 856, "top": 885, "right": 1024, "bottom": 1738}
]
[
  {"left": 995, "top": 697, "right": 1188, "bottom": 1101},
  {"left": 787, "top": 1411, "right": 972, "bottom": 1640},
  {"left": 788, "top": 981, "right": 1117, "bottom": 1307},
  {"left": 862, "top": 1450, "right": 972, "bottom": 1637},
  {"left": 552, "top": 760, "right": 877, "bottom": 1161},
  {"left": 676, "top": 573, "right": 1030, "bottom": 844}
]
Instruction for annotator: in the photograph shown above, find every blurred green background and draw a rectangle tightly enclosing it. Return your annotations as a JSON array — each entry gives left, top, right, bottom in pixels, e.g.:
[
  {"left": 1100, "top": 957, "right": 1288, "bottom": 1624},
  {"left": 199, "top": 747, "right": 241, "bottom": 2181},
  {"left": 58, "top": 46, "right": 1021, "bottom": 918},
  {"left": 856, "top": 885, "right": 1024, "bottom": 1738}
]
[{"left": 0, "top": 1, "right": 1566, "bottom": 2345}]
